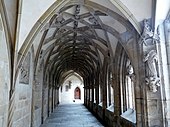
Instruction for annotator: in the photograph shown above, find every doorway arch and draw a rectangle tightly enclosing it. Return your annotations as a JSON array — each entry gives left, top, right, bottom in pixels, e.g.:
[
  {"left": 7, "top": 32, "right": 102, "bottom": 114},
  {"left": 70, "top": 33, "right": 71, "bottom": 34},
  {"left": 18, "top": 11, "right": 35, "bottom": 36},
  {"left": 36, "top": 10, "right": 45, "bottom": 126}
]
[{"left": 74, "top": 87, "right": 81, "bottom": 99}]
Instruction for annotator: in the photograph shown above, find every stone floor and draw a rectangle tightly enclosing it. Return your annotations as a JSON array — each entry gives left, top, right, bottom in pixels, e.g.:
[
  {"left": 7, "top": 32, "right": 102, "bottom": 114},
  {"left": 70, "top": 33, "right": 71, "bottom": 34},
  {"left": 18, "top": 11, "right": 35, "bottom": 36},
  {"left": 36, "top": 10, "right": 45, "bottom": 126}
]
[{"left": 40, "top": 102, "right": 104, "bottom": 127}]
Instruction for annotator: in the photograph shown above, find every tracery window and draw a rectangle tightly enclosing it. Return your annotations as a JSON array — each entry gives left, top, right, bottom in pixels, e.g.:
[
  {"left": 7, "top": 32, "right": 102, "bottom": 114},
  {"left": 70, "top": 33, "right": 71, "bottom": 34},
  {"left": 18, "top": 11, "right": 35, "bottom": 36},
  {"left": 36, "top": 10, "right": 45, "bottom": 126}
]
[{"left": 120, "top": 58, "right": 136, "bottom": 123}]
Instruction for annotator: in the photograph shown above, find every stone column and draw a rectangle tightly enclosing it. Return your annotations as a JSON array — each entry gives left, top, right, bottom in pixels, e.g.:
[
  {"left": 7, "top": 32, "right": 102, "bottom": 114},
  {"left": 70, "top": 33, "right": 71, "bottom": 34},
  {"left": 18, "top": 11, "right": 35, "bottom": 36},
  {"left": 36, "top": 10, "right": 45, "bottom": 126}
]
[
  {"left": 139, "top": 19, "right": 163, "bottom": 127},
  {"left": 91, "top": 75, "right": 94, "bottom": 110},
  {"left": 41, "top": 87, "right": 45, "bottom": 124},
  {"left": 108, "top": 70, "right": 111, "bottom": 106},
  {"left": 88, "top": 87, "right": 90, "bottom": 108},
  {"left": 95, "top": 71, "right": 99, "bottom": 113},
  {"left": 85, "top": 80, "right": 87, "bottom": 106},
  {"left": 51, "top": 87, "right": 54, "bottom": 112},
  {"left": 57, "top": 88, "right": 59, "bottom": 106},
  {"left": 163, "top": 19, "right": 170, "bottom": 126},
  {"left": 31, "top": 79, "right": 35, "bottom": 127},
  {"left": 84, "top": 88, "right": 86, "bottom": 105},
  {"left": 54, "top": 88, "right": 56, "bottom": 108},
  {"left": 47, "top": 85, "right": 50, "bottom": 117},
  {"left": 102, "top": 58, "right": 108, "bottom": 121}
]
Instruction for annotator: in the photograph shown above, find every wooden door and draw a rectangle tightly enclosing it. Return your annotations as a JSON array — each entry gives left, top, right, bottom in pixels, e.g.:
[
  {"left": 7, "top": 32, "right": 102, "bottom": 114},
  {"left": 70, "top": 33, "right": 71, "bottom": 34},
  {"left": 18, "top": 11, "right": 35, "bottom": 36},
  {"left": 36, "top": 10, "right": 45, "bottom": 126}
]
[{"left": 74, "top": 87, "right": 81, "bottom": 99}]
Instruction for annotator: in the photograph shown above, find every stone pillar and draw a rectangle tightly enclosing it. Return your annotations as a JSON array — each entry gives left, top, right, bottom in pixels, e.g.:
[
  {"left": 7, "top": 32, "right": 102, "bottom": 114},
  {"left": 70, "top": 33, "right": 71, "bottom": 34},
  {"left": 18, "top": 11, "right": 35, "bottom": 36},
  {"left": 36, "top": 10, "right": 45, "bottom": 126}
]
[
  {"left": 51, "top": 87, "right": 54, "bottom": 112},
  {"left": 57, "top": 88, "right": 59, "bottom": 105},
  {"left": 163, "top": 19, "right": 170, "bottom": 126},
  {"left": 84, "top": 79, "right": 88, "bottom": 106},
  {"left": 95, "top": 71, "right": 99, "bottom": 113},
  {"left": 102, "top": 58, "right": 108, "bottom": 121},
  {"left": 47, "top": 86, "right": 50, "bottom": 117},
  {"left": 84, "top": 88, "right": 86, "bottom": 105},
  {"left": 88, "top": 87, "right": 90, "bottom": 108},
  {"left": 54, "top": 88, "right": 56, "bottom": 108},
  {"left": 91, "top": 76, "right": 94, "bottom": 110},
  {"left": 31, "top": 79, "right": 35, "bottom": 127},
  {"left": 139, "top": 19, "right": 163, "bottom": 127},
  {"left": 85, "top": 87, "right": 87, "bottom": 105},
  {"left": 41, "top": 87, "right": 45, "bottom": 124},
  {"left": 108, "top": 70, "right": 111, "bottom": 106}
]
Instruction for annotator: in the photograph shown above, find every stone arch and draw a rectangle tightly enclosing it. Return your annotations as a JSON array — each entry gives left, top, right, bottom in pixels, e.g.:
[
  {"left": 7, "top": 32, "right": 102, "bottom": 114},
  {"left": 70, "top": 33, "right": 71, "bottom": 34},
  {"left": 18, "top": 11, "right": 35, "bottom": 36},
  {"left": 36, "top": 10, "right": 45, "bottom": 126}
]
[
  {"left": 30, "top": 2, "right": 141, "bottom": 90},
  {"left": 60, "top": 71, "right": 83, "bottom": 86},
  {"left": 16, "top": 0, "right": 141, "bottom": 80},
  {"left": 113, "top": 42, "right": 138, "bottom": 125},
  {"left": 0, "top": 13, "right": 11, "bottom": 127}
]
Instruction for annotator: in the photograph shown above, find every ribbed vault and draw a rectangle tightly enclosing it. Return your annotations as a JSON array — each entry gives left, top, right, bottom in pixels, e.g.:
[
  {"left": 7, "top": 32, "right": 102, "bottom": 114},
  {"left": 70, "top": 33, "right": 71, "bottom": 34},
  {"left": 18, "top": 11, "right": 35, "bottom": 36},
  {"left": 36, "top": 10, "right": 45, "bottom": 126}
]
[{"left": 34, "top": 1, "right": 135, "bottom": 89}]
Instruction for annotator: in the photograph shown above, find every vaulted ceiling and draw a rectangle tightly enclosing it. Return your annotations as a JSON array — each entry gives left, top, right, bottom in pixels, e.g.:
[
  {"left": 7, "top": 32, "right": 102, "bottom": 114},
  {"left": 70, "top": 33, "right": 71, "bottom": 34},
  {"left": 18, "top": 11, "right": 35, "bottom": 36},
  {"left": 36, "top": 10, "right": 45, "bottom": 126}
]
[
  {"left": 36, "top": 1, "right": 136, "bottom": 86},
  {"left": 1, "top": 0, "right": 159, "bottom": 87}
]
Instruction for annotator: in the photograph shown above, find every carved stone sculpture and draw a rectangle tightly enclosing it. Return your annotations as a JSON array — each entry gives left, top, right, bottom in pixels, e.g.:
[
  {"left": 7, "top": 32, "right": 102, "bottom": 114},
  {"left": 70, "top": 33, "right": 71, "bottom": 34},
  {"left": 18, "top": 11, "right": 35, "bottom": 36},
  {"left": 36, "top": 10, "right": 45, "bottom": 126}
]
[
  {"left": 143, "top": 50, "right": 160, "bottom": 92},
  {"left": 145, "top": 76, "right": 160, "bottom": 93},
  {"left": 126, "top": 63, "right": 135, "bottom": 82},
  {"left": 19, "top": 53, "right": 30, "bottom": 84},
  {"left": 143, "top": 50, "right": 158, "bottom": 77},
  {"left": 139, "top": 19, "right": 154, "bottom": 45},
  {"left": 88, "top": 17, "right": 98, "bottom": 25}
]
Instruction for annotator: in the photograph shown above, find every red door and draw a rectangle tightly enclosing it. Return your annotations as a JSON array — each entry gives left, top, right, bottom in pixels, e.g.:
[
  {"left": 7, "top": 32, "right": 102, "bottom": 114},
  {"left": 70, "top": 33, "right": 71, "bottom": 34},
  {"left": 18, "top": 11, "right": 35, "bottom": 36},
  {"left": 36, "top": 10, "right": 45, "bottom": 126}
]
[{"left": 74, "top": 87, "right": 81, "bottom": 99}]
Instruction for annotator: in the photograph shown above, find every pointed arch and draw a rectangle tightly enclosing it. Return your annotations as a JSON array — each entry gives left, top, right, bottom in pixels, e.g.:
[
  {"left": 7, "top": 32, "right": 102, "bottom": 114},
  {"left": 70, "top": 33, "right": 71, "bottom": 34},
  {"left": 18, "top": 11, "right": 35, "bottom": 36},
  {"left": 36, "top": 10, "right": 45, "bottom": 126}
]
[{"left": 74, "top": 87, "right": 81, "bottom": 99}]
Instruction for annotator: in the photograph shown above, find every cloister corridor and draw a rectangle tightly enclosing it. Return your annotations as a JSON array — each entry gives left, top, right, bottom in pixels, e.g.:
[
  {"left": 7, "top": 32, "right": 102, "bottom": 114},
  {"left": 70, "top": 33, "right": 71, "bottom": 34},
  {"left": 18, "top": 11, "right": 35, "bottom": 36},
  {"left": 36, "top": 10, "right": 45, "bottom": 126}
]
[
  {"left": 41, "top": 75, "right": 104, "bottom": 127},
  {"left": 0, "top": 0, "right": 170, "bottom": 127}
]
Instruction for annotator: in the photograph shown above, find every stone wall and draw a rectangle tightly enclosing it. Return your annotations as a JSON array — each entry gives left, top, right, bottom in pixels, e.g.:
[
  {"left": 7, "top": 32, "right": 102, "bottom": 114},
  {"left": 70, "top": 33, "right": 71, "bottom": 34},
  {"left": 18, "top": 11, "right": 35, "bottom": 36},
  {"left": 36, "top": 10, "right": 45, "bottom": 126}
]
[
  {"left": 86, "top": 102, "right": 136, "bottom": 127},
  {"left": 13, "top": 81, "right": 32, "bottom": 127},
  {"left": 59, "top": 75, "right": 84, "bottom": 104},
  {"left": 33, "top": 69, "right": 43, "bottom": 127},
  {"left": 12, "top": 51, "right": 33, "bottom": 127},
  {"left": 43, "top": 87, "right": 48, "bottom": 121}
]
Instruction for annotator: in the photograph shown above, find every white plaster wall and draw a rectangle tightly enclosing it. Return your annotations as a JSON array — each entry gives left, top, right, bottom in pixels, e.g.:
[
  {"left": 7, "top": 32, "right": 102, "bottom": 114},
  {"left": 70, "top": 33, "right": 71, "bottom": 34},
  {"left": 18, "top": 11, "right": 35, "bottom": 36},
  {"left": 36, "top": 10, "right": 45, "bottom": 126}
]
[
  {"left": 18, "top": 0, "right": 56, "bottom": 50},
  {"left": 155, "top": 0, "right": 170, "bottom": 28},
  {"left": 3, "top": 0, "right": 17, "bottom": 42},
  {"left": 59, "top": 75, "right": 84, "bottom": 104},
  {"left": 117, "top": 0, "right": 152, "bottom": 21}
]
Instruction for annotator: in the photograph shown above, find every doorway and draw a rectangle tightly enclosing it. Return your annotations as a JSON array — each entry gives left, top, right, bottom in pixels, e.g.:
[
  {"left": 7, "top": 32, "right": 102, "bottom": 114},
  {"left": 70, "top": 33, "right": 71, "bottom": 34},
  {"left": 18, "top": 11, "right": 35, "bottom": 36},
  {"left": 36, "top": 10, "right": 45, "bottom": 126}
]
[{"left": 74, "top": 87, "right": 81, "bottom": 99}]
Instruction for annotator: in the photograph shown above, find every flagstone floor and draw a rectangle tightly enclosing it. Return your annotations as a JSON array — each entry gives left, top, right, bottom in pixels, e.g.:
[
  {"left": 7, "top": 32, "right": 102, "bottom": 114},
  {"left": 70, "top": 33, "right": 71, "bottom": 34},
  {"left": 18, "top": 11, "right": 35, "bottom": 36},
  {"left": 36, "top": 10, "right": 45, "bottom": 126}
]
[{"left": 40, "top": 102, "right": 104, "bottom": 127}]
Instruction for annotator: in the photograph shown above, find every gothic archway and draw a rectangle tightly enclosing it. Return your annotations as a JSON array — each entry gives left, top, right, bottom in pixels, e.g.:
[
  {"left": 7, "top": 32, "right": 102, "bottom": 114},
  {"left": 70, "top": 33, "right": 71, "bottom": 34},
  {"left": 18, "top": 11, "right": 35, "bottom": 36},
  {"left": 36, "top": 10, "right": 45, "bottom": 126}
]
[{"left": 74, "top": 87, "right": 81, "bottom": 99}]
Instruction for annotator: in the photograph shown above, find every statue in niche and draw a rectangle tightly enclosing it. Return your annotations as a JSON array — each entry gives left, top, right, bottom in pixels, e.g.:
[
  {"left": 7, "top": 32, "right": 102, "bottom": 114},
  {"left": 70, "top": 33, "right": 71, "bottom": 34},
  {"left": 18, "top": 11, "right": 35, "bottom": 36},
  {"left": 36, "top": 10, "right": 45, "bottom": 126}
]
[
  {"left": 143, "top": 50, "right": 160, "bottom": 92},
  {"left": 126, "top": 62, "right": 135, "bottom": 82},
  {"left": 19, "top": 53, "right": 30, "bottom": 84}
]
